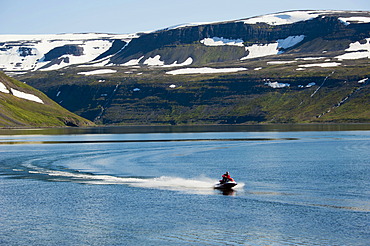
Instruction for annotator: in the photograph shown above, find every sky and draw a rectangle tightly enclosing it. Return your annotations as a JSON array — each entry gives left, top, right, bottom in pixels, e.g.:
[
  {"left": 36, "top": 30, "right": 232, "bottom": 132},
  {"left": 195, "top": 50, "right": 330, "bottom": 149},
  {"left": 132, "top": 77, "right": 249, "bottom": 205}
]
[{"left": 1, "top": 0, "right": 370, "bottom": 35}]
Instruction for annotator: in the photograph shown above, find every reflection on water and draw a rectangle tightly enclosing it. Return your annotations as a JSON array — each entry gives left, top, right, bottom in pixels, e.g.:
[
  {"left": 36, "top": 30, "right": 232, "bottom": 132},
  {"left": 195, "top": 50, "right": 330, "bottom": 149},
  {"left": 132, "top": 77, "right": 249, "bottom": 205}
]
[
  {"left": 0, "top": 137, "right": 299, "bottom": 145},
  {"left": 1, "top": 123, "right": 370, "bottom": 135}
]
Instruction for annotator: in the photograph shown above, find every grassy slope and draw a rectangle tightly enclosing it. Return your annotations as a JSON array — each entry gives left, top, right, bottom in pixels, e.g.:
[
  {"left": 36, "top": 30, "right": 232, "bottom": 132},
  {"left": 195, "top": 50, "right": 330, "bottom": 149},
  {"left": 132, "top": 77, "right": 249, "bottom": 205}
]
[{"left": 0, "top": 72, "right": 94, "bottom": 127}]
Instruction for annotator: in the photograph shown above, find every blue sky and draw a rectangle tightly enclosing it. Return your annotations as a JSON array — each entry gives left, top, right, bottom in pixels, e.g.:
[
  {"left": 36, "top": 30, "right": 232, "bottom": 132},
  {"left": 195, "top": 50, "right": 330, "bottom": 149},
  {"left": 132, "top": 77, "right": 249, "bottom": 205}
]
[{"left": 1, "top": 0, "right": 370, "bottom": 34}]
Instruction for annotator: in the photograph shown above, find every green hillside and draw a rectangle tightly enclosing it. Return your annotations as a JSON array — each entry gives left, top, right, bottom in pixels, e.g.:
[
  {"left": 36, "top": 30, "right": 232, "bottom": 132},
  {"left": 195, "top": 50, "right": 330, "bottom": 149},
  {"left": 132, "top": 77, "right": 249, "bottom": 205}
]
[{"left": 0, "top": 72, "right": 94, "bottom": 127}]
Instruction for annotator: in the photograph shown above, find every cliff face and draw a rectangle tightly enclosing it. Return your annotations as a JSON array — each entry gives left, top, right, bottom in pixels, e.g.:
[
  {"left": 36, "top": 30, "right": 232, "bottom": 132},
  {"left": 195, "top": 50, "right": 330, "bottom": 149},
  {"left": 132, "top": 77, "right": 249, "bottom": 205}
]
[{"left": 110, "top": 13, "right": 370, "bottom": 65}]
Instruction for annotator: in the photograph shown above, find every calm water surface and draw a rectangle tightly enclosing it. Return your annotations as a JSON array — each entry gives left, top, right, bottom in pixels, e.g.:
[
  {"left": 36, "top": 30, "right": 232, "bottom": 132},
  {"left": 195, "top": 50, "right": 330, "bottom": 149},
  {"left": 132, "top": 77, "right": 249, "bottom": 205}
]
[{"left": 0, "top": 126, "right": 369, "bottom": 245}]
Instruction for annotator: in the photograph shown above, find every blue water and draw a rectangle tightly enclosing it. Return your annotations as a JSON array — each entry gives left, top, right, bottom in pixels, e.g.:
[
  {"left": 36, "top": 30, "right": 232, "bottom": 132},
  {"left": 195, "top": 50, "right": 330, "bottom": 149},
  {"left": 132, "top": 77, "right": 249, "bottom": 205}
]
[{"left": 0, "top": 127, "right": 369, "bottom": 245}]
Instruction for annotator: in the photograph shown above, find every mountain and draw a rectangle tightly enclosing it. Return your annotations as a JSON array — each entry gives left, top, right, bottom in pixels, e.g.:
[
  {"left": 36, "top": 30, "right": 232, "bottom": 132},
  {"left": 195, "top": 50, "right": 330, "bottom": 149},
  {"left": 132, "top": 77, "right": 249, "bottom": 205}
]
[
  {"left": 0, "top": 72, "right": 94, "bottom": 127},
  {"left": 3, "top": 10, "right": 370, "bottom": 125},
  {"left": 2, "top": 10, "right": 370, "bottom": 73}
]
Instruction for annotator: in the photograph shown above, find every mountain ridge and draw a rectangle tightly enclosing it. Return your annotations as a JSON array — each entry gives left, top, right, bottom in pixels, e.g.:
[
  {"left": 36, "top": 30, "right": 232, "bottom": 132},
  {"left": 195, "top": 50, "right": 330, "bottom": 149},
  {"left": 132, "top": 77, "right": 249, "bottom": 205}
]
[{"left": 2, "top": 10, "right": 370, "bottom": 73}]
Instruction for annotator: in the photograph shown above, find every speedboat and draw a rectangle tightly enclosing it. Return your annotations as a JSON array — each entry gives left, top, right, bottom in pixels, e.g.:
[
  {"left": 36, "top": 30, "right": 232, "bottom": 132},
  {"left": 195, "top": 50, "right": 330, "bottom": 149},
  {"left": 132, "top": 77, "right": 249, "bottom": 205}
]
[{"left": 214, "top": 180, "right": 237, "bottom": 190}]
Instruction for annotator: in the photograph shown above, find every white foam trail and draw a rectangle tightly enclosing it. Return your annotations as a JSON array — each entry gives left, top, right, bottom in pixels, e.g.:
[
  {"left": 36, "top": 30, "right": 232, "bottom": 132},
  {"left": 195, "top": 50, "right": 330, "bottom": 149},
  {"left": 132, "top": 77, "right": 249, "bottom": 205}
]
[
  {"left": 21, "top": 162, "right": 243, "bottom": 194},
  {"left": 26, "top": 167, "right": 223, "bottom": 193}
]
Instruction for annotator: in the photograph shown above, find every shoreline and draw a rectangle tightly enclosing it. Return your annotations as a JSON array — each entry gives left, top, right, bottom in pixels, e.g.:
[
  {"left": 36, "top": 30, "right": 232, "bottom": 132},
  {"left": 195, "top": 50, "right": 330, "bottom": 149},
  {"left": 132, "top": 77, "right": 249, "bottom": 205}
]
[{"left": 1, "top": 123, "right": 370, "bottom": 135}]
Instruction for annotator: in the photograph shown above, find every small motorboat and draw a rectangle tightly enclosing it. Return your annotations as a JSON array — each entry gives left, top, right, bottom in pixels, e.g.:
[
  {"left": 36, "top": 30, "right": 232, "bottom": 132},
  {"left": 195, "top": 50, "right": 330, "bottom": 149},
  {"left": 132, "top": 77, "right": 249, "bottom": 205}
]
[
  {"left": 215, "top": 171, "right": 237, "bottom": 190},
  {"left": 214, "top": 180, "right": 238, "bottom": 190}
]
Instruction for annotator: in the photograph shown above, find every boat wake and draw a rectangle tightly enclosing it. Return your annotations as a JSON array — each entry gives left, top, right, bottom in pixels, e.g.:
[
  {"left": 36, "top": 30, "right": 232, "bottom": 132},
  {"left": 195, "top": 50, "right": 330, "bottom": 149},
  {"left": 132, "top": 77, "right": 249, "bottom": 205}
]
[{"left": 10, "top": 165, "right": 244, "bottom": 194}]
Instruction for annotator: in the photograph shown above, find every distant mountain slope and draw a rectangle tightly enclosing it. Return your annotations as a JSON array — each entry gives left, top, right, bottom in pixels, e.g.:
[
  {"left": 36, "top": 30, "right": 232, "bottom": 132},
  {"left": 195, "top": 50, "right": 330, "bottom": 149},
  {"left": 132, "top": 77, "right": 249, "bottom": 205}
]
[
  {"left": 0, "top": 72, "right": 94, "bottom": 127},
  {"left": 7, "top": 10, "right": 370, "bottom": 125}
]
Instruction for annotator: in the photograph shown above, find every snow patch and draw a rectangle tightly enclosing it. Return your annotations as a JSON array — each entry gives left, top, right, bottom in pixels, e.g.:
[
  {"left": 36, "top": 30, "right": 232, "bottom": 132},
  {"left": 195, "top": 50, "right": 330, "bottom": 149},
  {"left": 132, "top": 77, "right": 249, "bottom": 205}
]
[
  {"left": 265, "top": 81, "right": 290, "bottom": 88},
  {"left": 200, "top": 37, "right": 244, "bottom": 47},
  {"left": 166, "top": 67, "right": 247, "bottom": 75},
  {"left": 120, "top": 56, "right": 144, "bottom": 66},
  {"left": 167, "top": 22, "right": 215, "bottom": 30},
  {"left": 10, "top": 88, "right": 44, "bottom": 104},
  {"left": 296, "top": 57, "right": 325, "bottom": 60},
  {"left": 336, "top": 38, "right": 370, "bottom": 60},
  {"left": 78, "top": 69, "right": 117, "bottom": 76},
  {"left": 358, "top": 78, "right": 368, "bottom": 83},
  {"left": 241, "top": 35, "right": 304, "bottom": 60},
  {"left": 0, "top": 82, "right": 10, "bottom": 93},
  {"left": 339, "top": 17, "right": 370, "bottom": 25},
  {"left": 0, "top": 33, "right": 136, "bottom": 43},
  {"left": 278, "top": 35, "right": 305, "bottom": 49},
  {"left": 254, "top": 67, "right": 263, "bottom": 70},
  {"left": 143, "top": 55, "right": 164, "bottom": 66},
  {"left": 241, "top": 43, "right": 278, "bottom": 60},
  {"left": 162, "top": 57, "right": 193, "bottom": 67},
  {"left": 336, "top": 51, "right": 370, "bottom": 60},
  {"left": 306, "top": 82, "right": 316, "bottom": 87},
  {"left": 298, "top": 62, "right": 341, "bottom": 68},
  {"left": 267, "top": 61, "right": 296, "bottom": 65},
  {"left": 244, "top": 11, "right": 321, "bottom": 25}
]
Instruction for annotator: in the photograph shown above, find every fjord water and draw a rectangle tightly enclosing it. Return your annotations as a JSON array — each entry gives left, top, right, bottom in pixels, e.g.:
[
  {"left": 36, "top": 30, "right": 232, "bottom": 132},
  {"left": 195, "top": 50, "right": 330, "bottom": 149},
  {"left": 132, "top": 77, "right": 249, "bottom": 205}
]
[{"left": 0, "top": 126, "right": 369, "bottom": 245}]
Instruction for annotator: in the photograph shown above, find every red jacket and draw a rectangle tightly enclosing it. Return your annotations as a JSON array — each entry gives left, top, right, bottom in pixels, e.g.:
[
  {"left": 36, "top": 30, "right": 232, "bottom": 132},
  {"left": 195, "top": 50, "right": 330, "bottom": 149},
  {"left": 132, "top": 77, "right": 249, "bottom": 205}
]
[{"left": 222, "top": 174, "right": 234, "bottom": 182}]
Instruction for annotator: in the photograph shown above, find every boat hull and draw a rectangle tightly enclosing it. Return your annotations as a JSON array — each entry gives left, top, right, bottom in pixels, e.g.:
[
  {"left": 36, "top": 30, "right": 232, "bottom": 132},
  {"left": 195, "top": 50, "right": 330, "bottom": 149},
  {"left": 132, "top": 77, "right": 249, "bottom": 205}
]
[{"left": 214, "top": 181, "right": 237, "bottom": 190}]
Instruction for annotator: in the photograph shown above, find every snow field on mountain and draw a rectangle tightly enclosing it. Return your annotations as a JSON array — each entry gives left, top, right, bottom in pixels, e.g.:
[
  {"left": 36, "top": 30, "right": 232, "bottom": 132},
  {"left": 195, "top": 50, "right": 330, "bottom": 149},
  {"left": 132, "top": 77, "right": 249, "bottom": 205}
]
[
  {"left": 267, "top": 61, "right": 296, "bottom": 65},
  {"left": 10, "top": 88, "right": 44, "bottom": 104},
  {"left": 77, "top": 69, "right": 117, "bottom": 76},
  {"left": 0, "top": 81, "right": 43, "bottom": 103},
  {"left": 200, "top": 37, "right": 244, "bottom": 47},
  {"left": 162, "top": 57, "right": 193, "bottom": 67},
  {"left": 0, "top": 33, "right": 135, "bottom": 43},
  {"left": 120, "top": 56, "right": 144, "bottom": 66},
  {"left": 298, "top": 62, "right": 341, "bottom": 68},
  {"left": 200, "top": 35, "right": 305, "bottom": 60},
  {"left": 243, "top": 11, "right": 322, "bottom": 25},
  {"left": 339, "top": 17, "right": 370, "bottom": 25},
  {"left": 166, "top": 67, "right": 247, "bottom": 75},
  {"left": 295, "top": 57, "right": 326, "bottom": 61},
  {"left": 0, "top": 82, "right": 9, "bottom": 93},
  {"left": 38, "top": 40, "right": 113, "bottom": 71},
  {"left": 243, "top": 10, "right": 370, "bottom": 27},
  {"left": 241, "top": 43, "right": 280, "bottom": 59},
  {"left": 0, "top": 33, "right": 135, "bottom": 72},
  {"left": 336, "top": 38, "right": 370, "bottom": 60},
  {"left": 265, "top": 81, "right": 290, "bottom": 88},
  {"left": 121, "top": 55, "right": 193, "bottom": 67},
  {"left": 240, "top": 35, "right": 305, "bottom": 60},
  {"left": 143, "top": 55, "right": 164, "bottom": 66}
]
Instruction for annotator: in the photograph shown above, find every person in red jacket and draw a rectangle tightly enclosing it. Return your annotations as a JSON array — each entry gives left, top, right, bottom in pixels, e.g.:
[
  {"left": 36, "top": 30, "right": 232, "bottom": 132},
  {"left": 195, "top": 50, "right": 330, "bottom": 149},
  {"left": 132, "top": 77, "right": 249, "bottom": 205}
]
[{"left": 220, "top": 171, "right": 234, "bottom": 184}]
